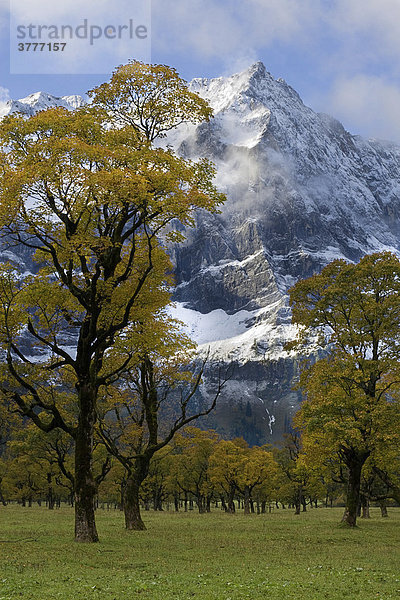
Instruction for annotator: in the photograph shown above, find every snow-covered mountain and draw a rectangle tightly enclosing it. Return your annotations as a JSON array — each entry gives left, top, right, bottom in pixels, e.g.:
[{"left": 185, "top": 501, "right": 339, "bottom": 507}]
[
  {"left": 167, "top": 62, "right": 400, "bottom": 443},
  {"left": 3, "top": 62, "right": 400, "bottom": 443},
  {"left": 0, "top": 91, "right": 85, "bottom": 119}
]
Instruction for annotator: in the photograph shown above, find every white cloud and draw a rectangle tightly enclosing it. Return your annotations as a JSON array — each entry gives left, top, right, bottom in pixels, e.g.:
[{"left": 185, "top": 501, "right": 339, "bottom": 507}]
[
  {"left": 150, "top": 0, "right": 400, "bottom": 143},
  {"left": 307, "top": 1, "right": 400, "bottom": 85},
  {"left": 326, "top": 75, "right": 400, "bottom": 142},
  {"left": 152, "top": 0, "right": 321, "bottom": 65},
  {"left": 328, "top": 0, "right": 400, "bottom": 59},
  {"left": 0, "top": 87, "right": 11, "bottom": 119},
  {"left": 151, "top": 0, "right": 400, "bottom": 74},
  {"left": 0, "top": 86, "right": 10, "bottom": 103}
]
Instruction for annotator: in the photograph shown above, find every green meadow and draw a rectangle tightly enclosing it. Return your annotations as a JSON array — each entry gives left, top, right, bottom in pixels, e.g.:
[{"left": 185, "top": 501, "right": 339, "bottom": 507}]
[{"left": 0, "top": 505, "right": 399, "bottom": 599}]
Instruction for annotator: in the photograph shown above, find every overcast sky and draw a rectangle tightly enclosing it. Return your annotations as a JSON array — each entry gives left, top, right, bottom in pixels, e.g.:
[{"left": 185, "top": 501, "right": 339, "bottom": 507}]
[{"left": 1, "top": 0, "right": 400, "bottom": 142}]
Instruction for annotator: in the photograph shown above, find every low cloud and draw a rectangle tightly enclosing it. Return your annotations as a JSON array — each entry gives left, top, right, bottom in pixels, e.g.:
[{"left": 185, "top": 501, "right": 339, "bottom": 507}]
[
  {"left": 3, "top": 0, "right": 400, "bottom": 143},
  {"left": 0, "top": 86, "right": 10, "bottom": 102},
  {"left": 151, "top": 0, "right": 400, "bottom": 143},
  {"left": 0, "top": 86, "right": 11, "bottom": 117}
]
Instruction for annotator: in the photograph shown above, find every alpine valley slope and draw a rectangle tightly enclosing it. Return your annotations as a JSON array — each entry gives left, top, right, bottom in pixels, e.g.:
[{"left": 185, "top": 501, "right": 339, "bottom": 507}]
[{"left": 2, "top": 63, "right": 400, "bottom": 443}]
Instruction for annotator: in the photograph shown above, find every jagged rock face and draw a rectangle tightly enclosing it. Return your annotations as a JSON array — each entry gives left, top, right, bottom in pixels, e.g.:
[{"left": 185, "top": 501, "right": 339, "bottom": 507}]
[
  {"left": 3, "top": 64, "right": 400, "bottom": 443},
  {"left": 168, "top": 62, "right": 400, "bottom": 443}
]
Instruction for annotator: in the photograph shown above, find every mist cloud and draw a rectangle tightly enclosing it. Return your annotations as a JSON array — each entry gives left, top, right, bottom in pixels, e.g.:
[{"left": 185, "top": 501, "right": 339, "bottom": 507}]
[{"left": 0, "top": 86, "right": 11, "bottom": 117}]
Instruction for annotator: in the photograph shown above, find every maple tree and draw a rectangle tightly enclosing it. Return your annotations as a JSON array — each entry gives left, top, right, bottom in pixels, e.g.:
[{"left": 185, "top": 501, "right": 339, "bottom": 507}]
[
  {"left": 0, "top": 61, "right": 223, "bottom": 541},
  {"left": 289, "top": 252, "right": 400, "bottom": 526},
  {"left": 96, "top": 317, "right": 228, "bottom": 530},
  {"left": 2, "top": 424, "right": 75, "bottom": 507},
  {"left": 209, "top": 438, "right": 277, "bottom": 514},
  {"left": 273, "top": 433, "right": 314, "bottom": 514},
  {"left": 169, "top": 427, "right": 220, "bottom": 514}
]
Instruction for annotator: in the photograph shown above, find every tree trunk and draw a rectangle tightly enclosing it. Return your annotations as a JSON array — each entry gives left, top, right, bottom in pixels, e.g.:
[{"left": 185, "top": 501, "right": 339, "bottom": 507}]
[
  {"left": 244, "top": 486, "right": 250, "bottom": 514},
  {"left": 196, "top": 495, "right": 206, "bottom": 514},
  {"left": 342, "top": 450, "right": 369, "bottom": 527},
  {"left": 227, "top": 483, "right": 236, "bottom": 513},
  {"left": 206, "top": 496, "right": 211, "bottom": 513},
  {"left": 153, "top": 488, "right": 163, "bottom": 511},
  {"left": 379, "top": 500, "right": 388, "bottom": 518},
  {"left": 74, "top": 384, "right": 98, "bottom": 542},
  {"left": 123, "top": 457, "right": 151, "bottom": 530},
  {"left": 47, "top": 473, "right": 55, "bottom": 510},
  {"left": 294, "top": 487, "right": 302, "bottom": 515},
  {"left": 124, "top": 475, "right": 146, "bottom": 530},
  {"left": 361, "top": 495, "right": 370, "bottom": 519}
]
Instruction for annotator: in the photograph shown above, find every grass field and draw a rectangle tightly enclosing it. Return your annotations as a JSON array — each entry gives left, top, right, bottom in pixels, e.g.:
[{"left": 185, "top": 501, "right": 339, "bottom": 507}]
[{"left": 0, "top": 505, "right": 399, "bottom": 599}]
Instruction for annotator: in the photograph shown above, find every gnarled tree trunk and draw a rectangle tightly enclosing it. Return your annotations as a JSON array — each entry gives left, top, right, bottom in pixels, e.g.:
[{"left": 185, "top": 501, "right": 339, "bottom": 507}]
[
  {"left": 124, "top": 475, "right": 146, "bottom": 530},
  {"left": 244, "top": 485, "right": 251, "bottom": 514},
  {"left": 342, "top": 450, "right": 370, "bottom": 527},
  {"left": 123, "top": 457, "right": 150, "bottom": 530},
  {"left": 379, "top": 500, "right": 388, "bottom": 517},
  {"left": 74, "top": 384, "right": 98, "bottom": 543}
]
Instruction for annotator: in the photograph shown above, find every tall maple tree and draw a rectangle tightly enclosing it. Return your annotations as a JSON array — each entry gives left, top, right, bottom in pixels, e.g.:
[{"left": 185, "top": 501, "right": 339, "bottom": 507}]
[
  {"left": 0, "top": 61, "right": 223, "bottom": 541},
  {"left": 289, "top": 252, "right": 400, "bottom": 526}
]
